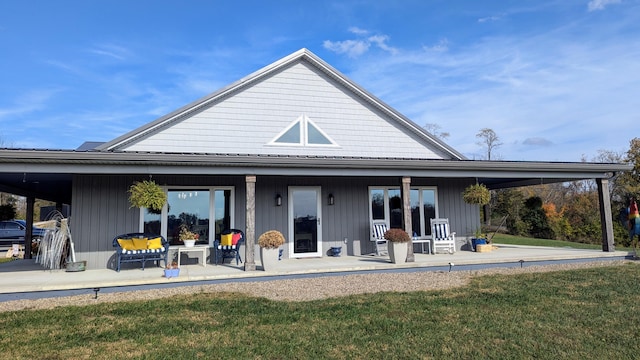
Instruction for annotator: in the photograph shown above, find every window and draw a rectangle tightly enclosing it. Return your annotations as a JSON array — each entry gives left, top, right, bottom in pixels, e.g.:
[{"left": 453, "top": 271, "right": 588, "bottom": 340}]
[
  {"left": 270, "top": 114, "right": 337, "bottom": 146},
  {"left": 369, "top": 187, "right": 438, "bottom": 238},
  {"left": 141, "top": 186, "right": 234, "bottom": 246}
]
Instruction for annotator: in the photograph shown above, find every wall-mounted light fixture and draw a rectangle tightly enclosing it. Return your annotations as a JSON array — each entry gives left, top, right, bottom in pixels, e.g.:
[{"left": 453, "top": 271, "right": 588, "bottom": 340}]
[
  {"left": 275, "top": 193, "right": 282, "bottom": 206},
  {"left": 328, "top": 193, "right": 335, "bottom": 206}
]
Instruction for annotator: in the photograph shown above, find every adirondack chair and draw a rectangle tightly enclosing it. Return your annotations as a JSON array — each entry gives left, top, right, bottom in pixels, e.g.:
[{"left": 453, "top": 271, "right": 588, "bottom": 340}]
[
  {"left": 371, "top": 220, "right": 388, "bottom": 256},
  {"left": 430, "top": 218, "right": 456, "bottom": 254}
]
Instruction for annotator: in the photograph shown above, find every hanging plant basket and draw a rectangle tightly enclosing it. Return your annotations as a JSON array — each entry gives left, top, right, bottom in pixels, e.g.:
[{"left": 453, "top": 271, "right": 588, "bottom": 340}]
[
  {"left": 462, "top": 184, "right": 491, "bottom": 205},
  {"left": 128, "top": 180, "right": 167, "bottom": 212}
]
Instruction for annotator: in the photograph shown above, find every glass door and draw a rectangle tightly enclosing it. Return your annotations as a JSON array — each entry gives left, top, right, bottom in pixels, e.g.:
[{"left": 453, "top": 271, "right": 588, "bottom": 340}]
[{"left": 288, "top": 187, "right": 322, "bottom": 258}]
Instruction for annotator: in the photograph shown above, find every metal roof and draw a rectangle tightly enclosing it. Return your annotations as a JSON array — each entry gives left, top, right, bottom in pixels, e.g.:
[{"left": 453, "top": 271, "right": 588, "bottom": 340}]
[{"left": 0, "top": 148, "right": 630, "bottom": 203}]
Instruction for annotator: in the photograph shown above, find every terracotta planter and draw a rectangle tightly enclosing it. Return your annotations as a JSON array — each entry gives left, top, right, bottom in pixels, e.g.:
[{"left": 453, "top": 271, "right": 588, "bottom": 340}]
[
  {"left": 260, "top": 247, "right": 280, "bottom": 271},
  {"left": 388, "top": 241, "right": 408, "bottom": 264}
]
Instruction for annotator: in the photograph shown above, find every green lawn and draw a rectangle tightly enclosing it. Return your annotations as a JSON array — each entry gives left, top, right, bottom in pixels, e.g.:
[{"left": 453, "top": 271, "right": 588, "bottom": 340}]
[
  {"left": 491, "top": 233, "right": 633, "bottom": 251},
  {"left": 1, "top": 263, "right": 638, "bottom": 359}
]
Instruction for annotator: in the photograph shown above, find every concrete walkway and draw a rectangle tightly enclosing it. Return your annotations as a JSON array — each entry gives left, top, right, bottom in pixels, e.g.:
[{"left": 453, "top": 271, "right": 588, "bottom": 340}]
[{"left": 0, "top": 244, "right": 631, "bottom": 296}]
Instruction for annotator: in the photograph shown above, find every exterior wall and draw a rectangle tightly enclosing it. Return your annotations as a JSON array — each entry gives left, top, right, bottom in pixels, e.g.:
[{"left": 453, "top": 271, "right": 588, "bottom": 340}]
[
  {"left": 122, "top": 62, "right": 448, "bottom": 159},
  {"left": 72, "top": 174, "right": 246, "bottom": 270},
  {"left": 71, "top": 174, "right": 479, "bottom": 269}
]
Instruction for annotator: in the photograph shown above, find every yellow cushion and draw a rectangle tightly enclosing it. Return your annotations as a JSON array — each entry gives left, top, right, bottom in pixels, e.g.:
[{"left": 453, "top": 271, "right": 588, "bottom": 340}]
[
  {"left": 147, "top": 237, "right": 163, "bottom": 250},
  {"left": 221, "top": 233, "right": 233, "bottom": 246},
  {"left": 131, "top": 237, "right": 148, "bottom": 250},
  {"left": 117, "top": 239, "right": 133, "bottom": 251}
]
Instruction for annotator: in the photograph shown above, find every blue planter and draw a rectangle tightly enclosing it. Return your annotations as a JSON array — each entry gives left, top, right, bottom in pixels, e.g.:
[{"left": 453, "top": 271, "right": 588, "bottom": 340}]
[
  {"left": 164, "top": 268, "right": 180, "bottom": 278},
  {"left": 330, "top": 246, "right": 342, "bottom": 257},
  {"left": 471, "top": 238, "right": 487, "bottom": 252}
]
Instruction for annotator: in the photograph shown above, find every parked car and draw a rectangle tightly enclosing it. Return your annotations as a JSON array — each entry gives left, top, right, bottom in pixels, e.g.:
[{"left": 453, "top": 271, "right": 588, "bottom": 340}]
[{"left": 0, "top": 220, "right": 48, "bottom": 245}]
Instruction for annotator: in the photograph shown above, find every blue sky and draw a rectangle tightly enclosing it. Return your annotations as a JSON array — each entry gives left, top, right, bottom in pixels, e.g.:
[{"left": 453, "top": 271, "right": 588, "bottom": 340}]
[{"left": 1, "top": 0, "right": 638, "bottom": 161}]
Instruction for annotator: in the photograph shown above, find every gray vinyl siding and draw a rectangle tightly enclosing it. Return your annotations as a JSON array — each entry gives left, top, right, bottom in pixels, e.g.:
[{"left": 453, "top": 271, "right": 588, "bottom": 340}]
[{"left": 122, "top": 62, "right": 446, "bottom": 159}]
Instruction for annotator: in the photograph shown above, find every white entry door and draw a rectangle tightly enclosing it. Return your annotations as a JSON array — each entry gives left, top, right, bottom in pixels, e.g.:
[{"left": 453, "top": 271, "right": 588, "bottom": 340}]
[{"left": 288, "top": 187, "right": 322, "bottom": 258}]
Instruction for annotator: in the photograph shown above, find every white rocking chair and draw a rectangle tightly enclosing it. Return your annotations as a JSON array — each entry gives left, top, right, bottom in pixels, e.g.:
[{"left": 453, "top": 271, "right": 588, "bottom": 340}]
[
  {"left": 430, "top": 218, "right": 456, "bottom": 254},
  {"left": 371, "top": 220, "right": 388, "bottom": 256}
]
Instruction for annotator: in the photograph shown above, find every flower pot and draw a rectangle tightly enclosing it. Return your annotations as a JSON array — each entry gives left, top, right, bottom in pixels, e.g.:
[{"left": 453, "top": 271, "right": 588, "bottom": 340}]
[
  {"left": 471, "top": 238, "right": 487, "bottom": 252},
  {"left": 388, "top": 241, "right": 408, "bottom": 264},
  {"left": 183, "top": 239, "right": 196, "bottom": 248},
  {"left": 260, "top": 247, "right": 280, "bottom": 271},
  {"left": 330, "top": 246, "right": 342, "bottom": 257},
  {"left": 164, "top": 268, "right": 180, "bottom": 278}
]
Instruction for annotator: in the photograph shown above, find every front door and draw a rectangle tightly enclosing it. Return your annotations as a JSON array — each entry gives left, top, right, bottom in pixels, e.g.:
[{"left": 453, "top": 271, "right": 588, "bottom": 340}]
[{"left": 288, "top": 187, "right": 322, "bottom": 258}]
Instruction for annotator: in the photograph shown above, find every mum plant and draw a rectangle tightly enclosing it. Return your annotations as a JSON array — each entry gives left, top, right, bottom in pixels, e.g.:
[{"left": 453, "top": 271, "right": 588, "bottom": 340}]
[
  {"left": 383, "top": 228, "right": 411, "bottom": 243},
  {"left": 178, "top": 224, "right": 199, "bottom": 241},
  {"left": 258, "top": 230, "right": 285, "bottom": 249}
]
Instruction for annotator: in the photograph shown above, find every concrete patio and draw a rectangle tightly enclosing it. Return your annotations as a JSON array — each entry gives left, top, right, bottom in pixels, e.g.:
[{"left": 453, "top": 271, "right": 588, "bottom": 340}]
[{"left": 0, "top": 244, "right": 631, "bottom": 295}]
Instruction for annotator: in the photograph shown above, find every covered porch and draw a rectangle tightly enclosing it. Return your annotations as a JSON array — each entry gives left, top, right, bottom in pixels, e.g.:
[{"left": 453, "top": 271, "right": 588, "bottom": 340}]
[{"left": 0, "top": 244, "right": 630, "bottom": 295}]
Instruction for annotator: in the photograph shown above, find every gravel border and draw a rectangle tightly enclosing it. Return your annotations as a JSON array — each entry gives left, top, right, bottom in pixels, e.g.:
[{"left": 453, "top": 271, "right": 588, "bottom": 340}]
[{"left": 0, "top": 260, "right": 632, "bottom": 313}]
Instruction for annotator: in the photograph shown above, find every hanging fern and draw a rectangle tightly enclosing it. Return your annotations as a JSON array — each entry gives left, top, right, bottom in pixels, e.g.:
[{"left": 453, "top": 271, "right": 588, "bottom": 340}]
[
  {"left": 128, "top": 180, "right": 167, "bottom": 212},
  {"left": 463, "top": 183, "right": 491, "bottom": 205}
]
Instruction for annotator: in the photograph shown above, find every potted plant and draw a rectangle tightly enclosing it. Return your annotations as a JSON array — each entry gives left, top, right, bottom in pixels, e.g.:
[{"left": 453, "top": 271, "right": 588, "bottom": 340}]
[
  {"left": 164, "top": 261, "right": 180, "bottom": 278},
  {"left": 462, "top": 183, "right": 491, "bottom": 206},
  {"left": 178, "top": 224, "right": 199, "bottom": 247},
  {"left": 383, "top": 228, "right": 410, "bottom": 264},
  {"left": 471, "top": 228, "right": 487, "bottom": 251},
  {"left": 128, "top": 180, "right": 167, "bottom": 213},
  {"left": 258, "top": 230, "right": 285, "bottom": 271}
]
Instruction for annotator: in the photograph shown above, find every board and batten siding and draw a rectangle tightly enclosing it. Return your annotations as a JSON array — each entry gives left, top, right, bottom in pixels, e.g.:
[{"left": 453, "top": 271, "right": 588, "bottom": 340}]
[
  {"left": 71, "top": 174, "right": 478, "bottom": 269},
  {"left": 122, "top": 62, "right": 447, "bottom": 160},
  {"left": 71, "top": 174, "right": 247, "bottom": 270}
]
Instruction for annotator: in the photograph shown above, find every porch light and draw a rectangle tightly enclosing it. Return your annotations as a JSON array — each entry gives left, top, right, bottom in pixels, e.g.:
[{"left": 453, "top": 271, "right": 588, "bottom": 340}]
[
  {"left": 328, "top": 193, "right": 335, "bottom": 205},
  {"left": 275, "top": 194, "right": 282, "bottom": 206}
]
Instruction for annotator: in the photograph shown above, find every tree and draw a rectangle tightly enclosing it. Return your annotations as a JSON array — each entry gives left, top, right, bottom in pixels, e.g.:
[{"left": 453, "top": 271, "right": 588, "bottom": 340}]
[
  {"left": 423, "top": 123, "right": 450, "bottom": 140},
  {"left": 476, "top": 128, "right": 502, "bottom": 160}
]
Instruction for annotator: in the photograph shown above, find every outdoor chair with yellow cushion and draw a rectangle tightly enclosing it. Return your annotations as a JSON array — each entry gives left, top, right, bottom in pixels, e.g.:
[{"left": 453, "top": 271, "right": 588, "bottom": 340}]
[
  {"left": 112, "top": 233, "right": 169, "bottom": 271},
  {"left": 214, "top": 229, "right": 244, "bottom": 265}
]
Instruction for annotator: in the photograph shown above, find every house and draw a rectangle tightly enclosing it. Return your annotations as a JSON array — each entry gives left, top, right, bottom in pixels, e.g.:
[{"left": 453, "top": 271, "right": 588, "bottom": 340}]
[{"left": 0, "top": 48, "right": 630, "bottom": 270}]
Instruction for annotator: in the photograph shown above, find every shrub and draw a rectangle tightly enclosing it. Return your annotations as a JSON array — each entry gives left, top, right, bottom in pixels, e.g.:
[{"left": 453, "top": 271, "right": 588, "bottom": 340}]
[
  {"left": 258, "top": 230, "right": 285, "bottom": 249},
  {"left": 383, "top": 228, "right": 411, "bottom": 243},
  {"left": 0, "top": 204, "right": 16, "bottom": 221}
]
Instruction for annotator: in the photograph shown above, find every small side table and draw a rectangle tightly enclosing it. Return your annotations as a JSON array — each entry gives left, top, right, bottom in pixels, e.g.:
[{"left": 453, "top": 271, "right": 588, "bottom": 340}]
[{"left": 177, "top": 245, "right": 208, "bottom": 267}]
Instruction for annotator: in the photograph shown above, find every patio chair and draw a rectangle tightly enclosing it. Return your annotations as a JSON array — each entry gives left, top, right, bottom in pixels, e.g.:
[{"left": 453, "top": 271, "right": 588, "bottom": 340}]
[
  {"left": 430, "top": 218, "right": 456, "bottom": 254},
  {"left": 215, "top": 229, "right": 244, "bottom": 265},
  {"left": 371, "top": 220, "right": 388, "bottom": 256}
]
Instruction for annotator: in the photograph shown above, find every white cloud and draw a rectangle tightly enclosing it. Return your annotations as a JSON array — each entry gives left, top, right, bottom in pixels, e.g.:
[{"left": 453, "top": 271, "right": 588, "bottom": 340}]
[
  {"left": 587, "top": 0, "right": 621, "bottom": 11},
  {"left": 348, "top": 26, "right": 369, "bottom": 35},
  {"left": 87, "top": 43, "right": 132, "bottom": 61},
  {"left": 324, "top": 29, "right": 398, "bottom": 58},
  {"left": 323, "top": 39, "right": 370, "bottom": 58},
  {"left": 478, "top": 15, "right": 502, "bottom": 23},
  {"left": 342, "top": 17, "right": 640, "bottom": 161}
]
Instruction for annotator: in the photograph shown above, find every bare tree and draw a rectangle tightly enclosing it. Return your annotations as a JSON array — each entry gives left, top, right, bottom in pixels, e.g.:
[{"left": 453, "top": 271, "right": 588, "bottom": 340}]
[
  {"left": 423, "top": 123, "right": 450, "bottom": 140},
  {"left": 476, "top": 128, "right": 502, "bottom": 160}
]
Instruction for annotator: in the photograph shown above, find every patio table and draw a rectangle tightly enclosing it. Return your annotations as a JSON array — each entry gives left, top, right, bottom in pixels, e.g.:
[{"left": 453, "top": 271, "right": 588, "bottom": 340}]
[{"left": 177, "top": 245, "right": 208, "bottom": 267}]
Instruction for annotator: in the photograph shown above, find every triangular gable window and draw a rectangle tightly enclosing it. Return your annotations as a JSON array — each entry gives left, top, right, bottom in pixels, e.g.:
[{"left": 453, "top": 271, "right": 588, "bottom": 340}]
[{"left": 269, "top": 115, "right": 338, "bottom": 147}]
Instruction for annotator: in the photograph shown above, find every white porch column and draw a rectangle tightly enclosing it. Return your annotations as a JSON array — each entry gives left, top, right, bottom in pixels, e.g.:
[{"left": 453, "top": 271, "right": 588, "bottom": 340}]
[
  {"left": 244, "top": 175, "right": 257, "bottom": 271},
  {"left": 597, "top": 178, "right": 615, "bottom": 252}
]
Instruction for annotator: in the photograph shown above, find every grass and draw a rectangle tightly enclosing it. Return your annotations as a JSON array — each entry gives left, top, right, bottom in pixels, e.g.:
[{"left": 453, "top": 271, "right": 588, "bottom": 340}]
[
  {"left": 491, "top": 233, "right": 633, "bottom": 251},
  {"left": 1, "top": 263, "right": 639, "bottom": 359}
]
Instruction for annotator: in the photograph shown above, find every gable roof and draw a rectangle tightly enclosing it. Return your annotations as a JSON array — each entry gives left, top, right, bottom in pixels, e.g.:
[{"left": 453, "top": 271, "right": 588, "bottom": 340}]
[{"left": 96, "top": 48, "right": 465, "bottom": 160}]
